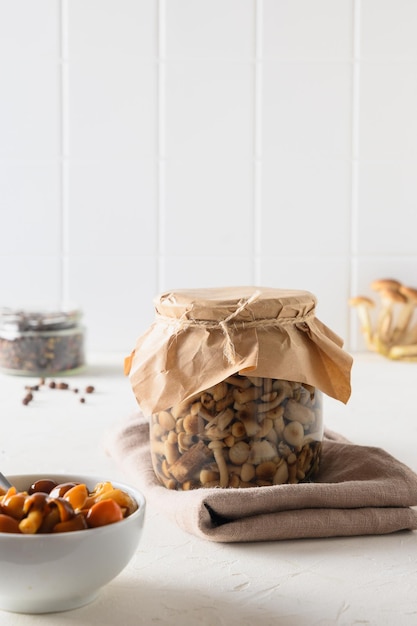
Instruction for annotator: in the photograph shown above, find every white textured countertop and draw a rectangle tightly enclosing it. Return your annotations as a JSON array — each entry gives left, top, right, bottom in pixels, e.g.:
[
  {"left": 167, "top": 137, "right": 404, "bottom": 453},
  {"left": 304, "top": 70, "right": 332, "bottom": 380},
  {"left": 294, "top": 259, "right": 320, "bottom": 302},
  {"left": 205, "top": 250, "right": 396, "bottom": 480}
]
[{"left": 0, "top": 352, "right": 417, "bottom": 626}]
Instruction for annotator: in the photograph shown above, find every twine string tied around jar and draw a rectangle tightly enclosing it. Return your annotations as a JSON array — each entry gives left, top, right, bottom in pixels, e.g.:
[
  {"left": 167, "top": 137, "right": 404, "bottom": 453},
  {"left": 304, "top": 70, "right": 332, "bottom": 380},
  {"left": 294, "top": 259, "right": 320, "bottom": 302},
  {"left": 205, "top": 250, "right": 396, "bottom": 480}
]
[{"left": 157, "top": 292, "right": 316, "bottom": 365}]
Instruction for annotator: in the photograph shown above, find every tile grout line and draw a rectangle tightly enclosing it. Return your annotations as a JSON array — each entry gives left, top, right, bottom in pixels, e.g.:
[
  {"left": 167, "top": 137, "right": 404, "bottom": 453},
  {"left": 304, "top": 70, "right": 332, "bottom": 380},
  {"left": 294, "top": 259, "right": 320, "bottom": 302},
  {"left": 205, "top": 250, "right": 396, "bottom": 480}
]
[
  {"left": 349, "top": 0, "right": 362, "bottom": 349},
  {"left": 59, "top": 0, "right": 70, "bottom": 305},
  {"left": 253, "top": 0, "right": 263, "bottom": 284},
  {"left": 157, "top": 0, "right": 166, "bottom": 291}
]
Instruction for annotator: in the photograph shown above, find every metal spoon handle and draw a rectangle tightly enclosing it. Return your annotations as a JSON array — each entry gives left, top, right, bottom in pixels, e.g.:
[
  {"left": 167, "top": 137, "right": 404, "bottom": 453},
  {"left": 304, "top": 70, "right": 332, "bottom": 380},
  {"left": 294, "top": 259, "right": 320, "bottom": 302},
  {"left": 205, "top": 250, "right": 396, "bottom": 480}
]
[{"left": 0, "top": 472, "right": 12, "bottom": 490}]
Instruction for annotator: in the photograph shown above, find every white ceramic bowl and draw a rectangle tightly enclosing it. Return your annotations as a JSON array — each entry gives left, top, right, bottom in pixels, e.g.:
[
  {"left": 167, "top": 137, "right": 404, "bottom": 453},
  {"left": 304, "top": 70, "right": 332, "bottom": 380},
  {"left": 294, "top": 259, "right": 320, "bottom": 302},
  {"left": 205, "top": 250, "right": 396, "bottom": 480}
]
[{"left": 0, "top": 473, "right": 146, "bottom": 614}]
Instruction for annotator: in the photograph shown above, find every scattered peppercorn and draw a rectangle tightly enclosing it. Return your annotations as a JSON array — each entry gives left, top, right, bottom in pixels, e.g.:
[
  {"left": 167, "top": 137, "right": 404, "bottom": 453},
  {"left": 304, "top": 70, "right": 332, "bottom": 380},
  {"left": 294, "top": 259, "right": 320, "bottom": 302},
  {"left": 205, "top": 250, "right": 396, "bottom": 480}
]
[
  {"left": 22, "top": 392, "right": 33, "bottom": 405},
  {"left": 21, "top": 380, "right": 95, "bottom": 406}
]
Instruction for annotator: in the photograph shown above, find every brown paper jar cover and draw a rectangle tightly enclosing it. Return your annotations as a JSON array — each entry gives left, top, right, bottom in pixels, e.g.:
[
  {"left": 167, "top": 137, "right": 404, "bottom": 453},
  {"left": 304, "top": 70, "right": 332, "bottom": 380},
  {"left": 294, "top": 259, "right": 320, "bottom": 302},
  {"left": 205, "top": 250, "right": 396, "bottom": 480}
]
[{"left": 126, "top": 286, "right": 352, "bottom": 417}]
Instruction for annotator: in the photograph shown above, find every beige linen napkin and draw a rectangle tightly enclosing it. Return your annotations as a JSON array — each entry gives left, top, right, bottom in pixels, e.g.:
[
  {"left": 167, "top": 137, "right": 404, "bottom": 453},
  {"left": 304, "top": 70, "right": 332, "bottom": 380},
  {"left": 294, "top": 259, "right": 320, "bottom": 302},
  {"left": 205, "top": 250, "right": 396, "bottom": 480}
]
[{"left": 105, "top": 412, "right": 417, "bottom": 543}]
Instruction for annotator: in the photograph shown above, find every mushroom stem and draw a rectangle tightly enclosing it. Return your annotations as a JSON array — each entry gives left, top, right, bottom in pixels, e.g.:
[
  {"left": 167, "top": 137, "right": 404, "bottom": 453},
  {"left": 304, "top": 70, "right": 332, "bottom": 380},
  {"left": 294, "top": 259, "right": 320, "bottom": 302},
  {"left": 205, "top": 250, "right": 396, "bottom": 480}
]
[
  {"left": 392, "top": 285, "right": 417, "bottom": 344},
  {"left": 391, "top": 303, "right": 414, "bottom": 343},
  {"left": 388, "top": 343, "right": 417, "bottom": 360},
  {"left": 348, "top": 296, "right": 375, "bottom": 349},
  {"left": 376, "top": 288, "right": 407, "bottom": 345},
  {"left": 208, "top": 441, "right": 229, "bottom": 488}
]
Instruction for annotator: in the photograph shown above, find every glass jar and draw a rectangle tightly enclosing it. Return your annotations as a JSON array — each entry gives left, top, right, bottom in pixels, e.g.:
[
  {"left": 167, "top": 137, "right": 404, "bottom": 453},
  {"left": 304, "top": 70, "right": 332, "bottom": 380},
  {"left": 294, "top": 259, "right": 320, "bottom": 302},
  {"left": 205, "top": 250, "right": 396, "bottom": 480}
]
[
  {"left": 126, "top": 287, "right": 352, "bottom": 490},
  {"left": 150, "top": 376, "right": 323, "bottom": 489},
  {"left": 0, "top": 308, "right": 85, "bottom": 376}
]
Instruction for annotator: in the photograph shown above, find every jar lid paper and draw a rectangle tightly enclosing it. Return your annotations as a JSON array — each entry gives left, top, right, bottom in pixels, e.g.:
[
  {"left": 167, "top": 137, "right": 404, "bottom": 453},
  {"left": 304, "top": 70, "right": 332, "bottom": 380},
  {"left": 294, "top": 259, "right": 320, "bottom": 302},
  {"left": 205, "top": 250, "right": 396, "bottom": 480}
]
[{"left": 126, "top": 287, "right": 353, "bottom": 415}]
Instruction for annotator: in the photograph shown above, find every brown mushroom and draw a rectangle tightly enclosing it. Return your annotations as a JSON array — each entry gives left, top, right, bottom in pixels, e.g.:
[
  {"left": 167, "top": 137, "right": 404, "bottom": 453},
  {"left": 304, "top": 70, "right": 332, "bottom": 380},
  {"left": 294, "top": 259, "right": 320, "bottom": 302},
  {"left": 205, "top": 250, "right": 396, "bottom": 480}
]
[
  {"left": 208, "top": 440, "right": 229, "bottom": 488},
  {"left": 370, "top": 278, "right": 402, "bottom": 293},
  {"left": 393, "top": 285, "right": 417, "bottom": 343},
  {"left": 19, "top": 493, "right": 51, "bottom": 534},
  {"left": 376, "top": 287, "right": 407, "bottom": 347},
  {"left": 348, "top": 295, "right": 375, "bottom": 349}
]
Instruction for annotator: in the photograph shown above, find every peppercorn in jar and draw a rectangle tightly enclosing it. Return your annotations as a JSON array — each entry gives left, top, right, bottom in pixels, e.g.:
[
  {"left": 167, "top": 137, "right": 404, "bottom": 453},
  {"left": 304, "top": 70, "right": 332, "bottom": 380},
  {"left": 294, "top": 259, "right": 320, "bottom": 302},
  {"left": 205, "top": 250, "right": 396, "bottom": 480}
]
[{"left": 0, "top": 307, "right": 85, "bottom": 376}]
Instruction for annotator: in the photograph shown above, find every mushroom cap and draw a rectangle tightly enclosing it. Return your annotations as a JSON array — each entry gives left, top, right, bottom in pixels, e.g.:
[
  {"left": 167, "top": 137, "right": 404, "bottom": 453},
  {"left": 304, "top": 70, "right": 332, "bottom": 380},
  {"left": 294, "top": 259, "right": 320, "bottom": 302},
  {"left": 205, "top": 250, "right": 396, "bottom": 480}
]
[
  {"left": 379, "top": 287, "right": 407, "bottom": 304},
  {"left": 208, "top": 440, "right": 225, "bottom": 450},
  {"left": 370, "top": 278, "right": 402, "bottom": 292},
  {"left": 348, "top": 295, "right": 375, "bottom": 308},
  {"left": 399, "top": 285, "right": 417, "bottom": 303}
]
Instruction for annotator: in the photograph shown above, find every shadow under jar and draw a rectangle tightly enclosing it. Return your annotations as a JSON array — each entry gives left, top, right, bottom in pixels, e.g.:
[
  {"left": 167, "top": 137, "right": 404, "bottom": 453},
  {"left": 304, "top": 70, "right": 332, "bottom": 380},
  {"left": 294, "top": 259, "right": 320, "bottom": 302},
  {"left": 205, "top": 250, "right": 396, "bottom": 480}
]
[{"left": 126, "top": 286, "right": 352, "bottom": 490}]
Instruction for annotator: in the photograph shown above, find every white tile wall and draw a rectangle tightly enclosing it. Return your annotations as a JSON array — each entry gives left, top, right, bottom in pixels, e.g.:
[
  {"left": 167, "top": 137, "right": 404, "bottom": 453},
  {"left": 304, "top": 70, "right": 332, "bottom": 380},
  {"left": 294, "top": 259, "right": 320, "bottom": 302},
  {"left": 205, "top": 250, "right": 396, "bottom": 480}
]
[{"left": 1, "top": 0, "right": 417, "bottom": 357}]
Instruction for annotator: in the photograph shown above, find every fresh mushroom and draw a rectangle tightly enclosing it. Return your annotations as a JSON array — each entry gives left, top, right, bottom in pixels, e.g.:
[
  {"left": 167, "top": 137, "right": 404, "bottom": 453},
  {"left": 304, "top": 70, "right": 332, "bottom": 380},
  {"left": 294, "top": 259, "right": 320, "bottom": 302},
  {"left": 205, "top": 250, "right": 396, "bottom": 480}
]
[
  {"left": 350, "top": 279, "right": 417, "bottom": 358},
  {"left": 370, "top": 278, "right": 402, "bottom": 293},
  {"left": 375, "top": 287, "right": 407, "bottom": 347},
  {"left": 348, "top": 295, "right": 375, "bottom": 349},
  {"left": 392, "top": 285, "right": 417, "bottom": 343}
]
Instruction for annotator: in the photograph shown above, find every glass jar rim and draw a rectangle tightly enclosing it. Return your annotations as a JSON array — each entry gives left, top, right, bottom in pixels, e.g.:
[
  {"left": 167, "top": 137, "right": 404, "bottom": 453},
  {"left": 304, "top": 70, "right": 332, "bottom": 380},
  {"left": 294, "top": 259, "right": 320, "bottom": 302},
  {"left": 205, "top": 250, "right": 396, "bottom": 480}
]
[{"left": 0, "top": 308, "right": 82, "bottom": 332}]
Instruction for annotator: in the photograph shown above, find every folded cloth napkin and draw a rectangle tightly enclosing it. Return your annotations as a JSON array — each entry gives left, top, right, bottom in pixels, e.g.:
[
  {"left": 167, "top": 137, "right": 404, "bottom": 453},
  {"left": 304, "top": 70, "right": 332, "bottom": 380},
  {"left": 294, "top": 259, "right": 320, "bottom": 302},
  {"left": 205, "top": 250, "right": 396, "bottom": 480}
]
[{"left": 104, "top": 412, "right": 417, "bottom": 543}]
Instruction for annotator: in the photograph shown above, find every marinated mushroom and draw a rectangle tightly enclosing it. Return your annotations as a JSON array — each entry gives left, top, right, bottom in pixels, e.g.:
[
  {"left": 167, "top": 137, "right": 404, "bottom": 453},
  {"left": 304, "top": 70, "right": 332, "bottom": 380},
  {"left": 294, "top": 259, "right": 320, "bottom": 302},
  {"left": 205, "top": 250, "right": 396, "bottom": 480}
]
[
  {"left": 150, "top": 374, "right": 323, "bottom": 490},
  {"left": 0, "top": 479, "right": 138, "bottom": 534}
]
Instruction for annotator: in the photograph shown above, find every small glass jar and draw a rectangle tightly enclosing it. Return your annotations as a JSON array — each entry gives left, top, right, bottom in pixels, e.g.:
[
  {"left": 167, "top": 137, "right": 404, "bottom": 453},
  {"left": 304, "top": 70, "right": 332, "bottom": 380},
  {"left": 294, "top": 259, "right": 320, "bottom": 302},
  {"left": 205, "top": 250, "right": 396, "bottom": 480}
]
[
  {"left": 150, "top": 376, "right": 323, "bottom": 490},
  {"left": 0, "top": 308, "right": 85, "bottom": 376}
]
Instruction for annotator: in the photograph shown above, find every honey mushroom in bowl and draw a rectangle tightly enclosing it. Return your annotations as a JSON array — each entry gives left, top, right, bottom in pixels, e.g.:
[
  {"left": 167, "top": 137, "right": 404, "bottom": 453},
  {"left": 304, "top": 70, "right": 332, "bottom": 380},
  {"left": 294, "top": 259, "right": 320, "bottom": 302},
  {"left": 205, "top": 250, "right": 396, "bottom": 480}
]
[
  {"left": 0, "top": 477, "right": 138, "bottom": 533},
  {"left": 0, "top": 473, "right": 146, "bottom": 614}
]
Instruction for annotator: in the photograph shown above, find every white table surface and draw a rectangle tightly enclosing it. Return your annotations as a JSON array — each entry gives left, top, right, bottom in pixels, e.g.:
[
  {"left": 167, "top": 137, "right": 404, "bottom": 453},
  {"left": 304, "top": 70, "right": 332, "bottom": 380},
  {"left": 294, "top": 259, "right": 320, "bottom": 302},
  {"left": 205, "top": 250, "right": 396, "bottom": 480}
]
[{"left": 1, "top": 352, "right": 417, "bottom": 626}]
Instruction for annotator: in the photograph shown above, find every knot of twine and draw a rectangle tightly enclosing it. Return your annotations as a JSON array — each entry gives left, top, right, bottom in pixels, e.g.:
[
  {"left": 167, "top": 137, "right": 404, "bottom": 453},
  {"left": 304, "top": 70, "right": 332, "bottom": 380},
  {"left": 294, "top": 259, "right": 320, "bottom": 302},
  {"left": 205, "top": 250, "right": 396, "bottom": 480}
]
[{"left": 158, "top": 292, "right": 316, "bottom": 364}]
